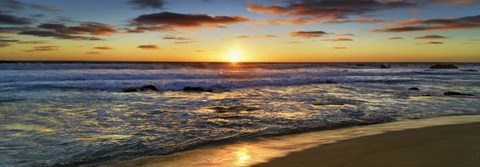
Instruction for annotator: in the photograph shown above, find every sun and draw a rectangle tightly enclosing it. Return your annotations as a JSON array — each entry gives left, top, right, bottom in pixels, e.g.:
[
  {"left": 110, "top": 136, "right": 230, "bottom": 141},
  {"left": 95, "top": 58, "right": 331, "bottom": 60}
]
[{"left": 227, "top": 49, "right": 242, "bottom": 63}]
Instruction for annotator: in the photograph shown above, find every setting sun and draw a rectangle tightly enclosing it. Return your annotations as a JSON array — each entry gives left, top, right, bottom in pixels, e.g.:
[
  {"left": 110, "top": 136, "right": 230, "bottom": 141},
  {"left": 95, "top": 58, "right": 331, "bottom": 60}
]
[{"left": 227, "top": 49, "right": 242, "bottom": 63}]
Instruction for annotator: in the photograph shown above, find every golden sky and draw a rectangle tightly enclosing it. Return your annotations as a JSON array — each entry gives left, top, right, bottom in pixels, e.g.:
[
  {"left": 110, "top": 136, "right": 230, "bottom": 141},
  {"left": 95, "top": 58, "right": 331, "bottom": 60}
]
[{"left": 1, "top": 0, "right": 479, "bottom": 62}]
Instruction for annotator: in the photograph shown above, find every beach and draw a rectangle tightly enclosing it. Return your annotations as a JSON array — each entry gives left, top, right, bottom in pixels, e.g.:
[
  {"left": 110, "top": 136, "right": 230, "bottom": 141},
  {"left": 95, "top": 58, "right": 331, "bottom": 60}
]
[
  {"left": 103, "top": 115, "right": 480, "bottom": 167},
  {"left": 255, "top": 122, "right": 480, "bottom": 167}
]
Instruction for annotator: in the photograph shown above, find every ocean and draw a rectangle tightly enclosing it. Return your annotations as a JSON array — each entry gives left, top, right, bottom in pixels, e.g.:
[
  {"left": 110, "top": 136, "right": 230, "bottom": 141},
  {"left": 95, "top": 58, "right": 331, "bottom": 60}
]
[{"left": 0, "top": 62, "right": 479, "bottom": 166}]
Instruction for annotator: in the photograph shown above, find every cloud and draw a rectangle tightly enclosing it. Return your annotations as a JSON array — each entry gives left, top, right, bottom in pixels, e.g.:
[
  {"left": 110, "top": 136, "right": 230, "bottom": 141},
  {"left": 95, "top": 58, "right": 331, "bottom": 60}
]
[
  {"left": 86, "top": 52, "right": 100, "bottom": 54},
  {"left": 25, "top": 45, "right": 59, "bottom": 52},
  {"left": 18, "top": 40, "right": 46, "bottom": 44},
  {"left": 336, "top": 33, "right": 354, "bottom": 37},
  {"left": 0, "top": 42, "right": 10, "bottom": 47},
  {"left": 388, "top": 37, "right": 404, "bottom": 40},
  {"left": 433, "top": 0, "right": 476, "bottom": 5},
  {"left": 284, "top": 41, "right": 301, "bottom": 44},
  {"left": 94, "top": 46, "right": 113, "bottom": 50},
  {"left": 0, "top": 0, "right": 60, "bottom": 13},
  {"left": 324, "top": 38, "right": 353, "bottom": 42},
  {"left": 174, "top": 41, "right": 195, "bottom": 44},
  {"left": 424, "top": 41, "right": 444, "bottom": 44},
  {"left": 0, "top": 39, "right": 20, "bottom": 43},
  {"left": 372, "top": 14, "right": 480, "bottom": 32},
  {"left": 28, "top": 3, "right": 61, "bottom": 13},
  {"left": 128, "top": 0, "right": 164, "bottom": 9},
  {"left": 247, "top": 0, "right": 414, "bottom": 26},
  {"left": 131, "top": 12, "right": 249, "bottom": 31},
  {"left": 333, "top": 47, "right": 347, "bottom": 49},
  {"left": 38, "top": 22, "right": 118, "bottom": 35},
  {"left": 289, "top": 31, "right": 328, "bottom": 38},
  {"left": 19, "top": 30, "right": 102, "bottom": 40},
  {"left": 138, "top": 44, "right": 159, "bottom": 49},
  {"left": 162, "top": 35, "right": 190, "bottom": 40},
  {"left": 0, "top": 13, "right": 31, "bottom": 25},
  {"left": 414, "top": 35, "right": 447, "bottom": 39}
]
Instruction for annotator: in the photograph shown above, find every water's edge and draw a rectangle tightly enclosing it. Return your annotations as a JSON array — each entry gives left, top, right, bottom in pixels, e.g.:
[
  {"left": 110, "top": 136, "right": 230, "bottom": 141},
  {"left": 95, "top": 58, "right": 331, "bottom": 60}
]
[{"left": 100, "top": 115, "right": 480, "bottom": 167}]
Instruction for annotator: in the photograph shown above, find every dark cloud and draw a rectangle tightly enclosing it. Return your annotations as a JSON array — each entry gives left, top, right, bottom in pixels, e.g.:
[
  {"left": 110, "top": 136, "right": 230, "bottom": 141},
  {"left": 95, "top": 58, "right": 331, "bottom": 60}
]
[
  {"left": 28, "top": 3, "right": 61, "bottom": 13},
  {"left": 18, "top": 40, "right": 46, "bottom": 44},
  {"left": 131, "top": 12, "right": 249, "bottom": 31},
  {"left": 336, "top": 33, "right": 354, "bottom": 36},
  {"left": 0, "top": 39, "right": 20, "bottom": 42},
  {"left": 128, "top": 0, "right": 164, "bottom": 9},
  {"left": 289, "top": 31, "right": 328, "bottom": 38},
  {"left": 0, "top": 42, "right": 10, "bottom": 47},
  {"left": 414, "top": 35, "right": 447, "bottom": 39},
  {"left": 372, "top": 14, "right": 480, "bottom": 32},
  {"left": 19, "top": 30, "right": 102, "bottom": 40},
  {"left": 0, "top": 0, "right": 60, "bottom": 13},
  {"left": 247, "top": 0, "right": 415, "bottom": 21},
  {"left": 29, "top": 14, "right": 45, "bottom": 18},
  {"left": 138, "top": 44, "right": 159, "bottom": 49},
  {"left": 25, "top": 45, "right": 59, "bottom": 52},
  {"left": 388, "top": 37, "right": 404, "bottom": 40},
  {"left": 324, "top": 37, "right": 353, "bottom": 42},
  {"left": 94, "top": 46, "right": 113, "bottom": 50},
  {"left": 38, "top": 22, "right": 118, "bottom": 35},
  {"left": 0, "top": 13, "right": 31, "bottom": 25},
  {"left": 424, "top": 41, "right": 444, "bottom": 44}
]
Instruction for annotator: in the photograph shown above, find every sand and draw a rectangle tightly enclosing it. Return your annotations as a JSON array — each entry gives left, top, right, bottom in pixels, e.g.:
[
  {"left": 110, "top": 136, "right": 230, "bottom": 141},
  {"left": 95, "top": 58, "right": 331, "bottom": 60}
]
[{"left": 254, "top": 122, "right": 480, "bottom": 167}]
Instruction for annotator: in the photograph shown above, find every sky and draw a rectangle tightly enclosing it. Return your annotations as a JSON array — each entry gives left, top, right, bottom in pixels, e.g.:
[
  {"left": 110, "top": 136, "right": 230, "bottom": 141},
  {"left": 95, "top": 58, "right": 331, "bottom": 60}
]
[{"left": 0, "top": 0, "right": 479, "bottom": 62}]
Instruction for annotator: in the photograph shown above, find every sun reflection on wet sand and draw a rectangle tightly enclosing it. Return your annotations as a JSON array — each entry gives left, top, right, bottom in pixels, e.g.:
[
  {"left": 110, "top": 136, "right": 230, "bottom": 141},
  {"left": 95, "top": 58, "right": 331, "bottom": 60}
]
[
  {"left": 235, "top": 147, "right": 252, "bottom": 166},
  {"left": 103, "top": 115, "right": 480, "bottom": 167}
]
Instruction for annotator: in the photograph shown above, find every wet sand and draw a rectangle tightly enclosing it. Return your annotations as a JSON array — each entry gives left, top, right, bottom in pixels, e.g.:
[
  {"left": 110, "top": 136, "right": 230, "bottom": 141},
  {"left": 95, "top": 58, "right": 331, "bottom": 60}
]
[
  {"left": 103, "top": 115, "right": 480, "bottom": 167},
  {"left": 254, "top": 122, "right": 480, "bottom": 167}
]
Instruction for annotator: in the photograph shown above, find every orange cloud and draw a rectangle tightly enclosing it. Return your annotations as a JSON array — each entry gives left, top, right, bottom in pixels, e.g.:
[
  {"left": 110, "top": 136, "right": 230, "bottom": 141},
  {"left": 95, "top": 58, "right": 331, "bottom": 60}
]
[
  {"left": 372, "top": 14, "right": 480, "bottom": 32},
  {"left": 138, "top": 44, "right": 159, "bottom": 49},
  {"left": 289, "top": 31, "right": 328, "bottom": 38}
]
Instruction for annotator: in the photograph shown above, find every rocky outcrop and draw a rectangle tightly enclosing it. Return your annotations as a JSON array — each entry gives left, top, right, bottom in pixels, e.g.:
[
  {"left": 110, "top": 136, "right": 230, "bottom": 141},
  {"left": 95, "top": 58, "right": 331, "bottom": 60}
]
[
  {"left": 409, "top": 87, "right": 420, "bottom": 91},
  {"left": 122, "top": 85, "right": 158, "bottom": 92},
  {"left": 183, "top": 86, "right": 213, "bottom": 92},
  {"left": 380, "top": 64, "right": 391, "bottom": 69},
  {"left": 430, "top": 64, "right": 458, "bottom": 69},
  {"left": 444, "top": 91, "right": 474, "bottom": 96}
]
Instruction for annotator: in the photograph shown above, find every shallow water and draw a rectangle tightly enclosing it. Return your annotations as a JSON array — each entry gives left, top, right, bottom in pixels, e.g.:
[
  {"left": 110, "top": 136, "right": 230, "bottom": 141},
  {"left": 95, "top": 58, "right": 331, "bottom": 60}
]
[{"left": 0, "top": 62, "right": 479, "bottom": 166}]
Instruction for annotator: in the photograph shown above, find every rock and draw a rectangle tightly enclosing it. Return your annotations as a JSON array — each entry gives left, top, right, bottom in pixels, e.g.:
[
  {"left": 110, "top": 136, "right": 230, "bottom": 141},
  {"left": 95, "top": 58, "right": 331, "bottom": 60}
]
[
  {"left": 139, "top": 85, "right": 158, "bottom": 91},
  {"left": 122, "top": 88, "right": 139, "bottom": 92},
  {"left": 429, "top": 64, "right": 458, "bottom": 69},
  {"left": 444, "top": 91, "right": 474, "bottom": 96},
  {"left": 326, "top": 80, "right": 337, "bottom": 84},
  {"left": 123, "top": 85, "right": 158, "bottom": 92},
  {"left": 409, "top": 87, "right": 420, "bottom": 91},
  {"left": 356, "top": 64, "right": 366, "bottom": 67},
  {"left": 183, "top": 86, "right": 213, "bottom": 92},
  {"left": 462, "top": 69, "right": 478, "bottom": 72},
  {"left": 380, "top": 64, "right": 391, "bottom": 69}
]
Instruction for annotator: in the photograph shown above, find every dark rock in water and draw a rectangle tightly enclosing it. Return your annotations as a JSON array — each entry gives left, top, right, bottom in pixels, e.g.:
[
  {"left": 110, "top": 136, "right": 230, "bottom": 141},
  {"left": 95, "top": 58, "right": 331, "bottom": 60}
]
[
  {"left": 122, "top": 88, "right": 139, "bottom": 92},
  {"left": 123, "top": 85, "right": 158, "bottom": 92},
  {"left": 342, "top": 70, "right": 349, "bottom": 72},
  {"left": 209, "top": 106, "right": 259, "bottom": 113},
  {"left": 429, "top": 64, "right": 458, "bottom": 69},
  {"left": 444, "top": 91, "right": 474, "bottom": 96},
  {"left": 183, "top": 86, "right": 213, "bottom": 92},
  {"left": 326, "top": 80, "right": 337, "bottom": 84},
  {"left": 139, "top": 85, "right": 158, "bottom": 91},
  {"left": 409, "top": 87, "right": 420, "bottom": 91},
  {"left": 462, "top": 69, "right": 478, "bottom": 72},
  {"left": 380, "top": 64, "right": 391, "bottom": 69},
  {"left": 422, "top": 94, "right": 432, "bottom": 96}
]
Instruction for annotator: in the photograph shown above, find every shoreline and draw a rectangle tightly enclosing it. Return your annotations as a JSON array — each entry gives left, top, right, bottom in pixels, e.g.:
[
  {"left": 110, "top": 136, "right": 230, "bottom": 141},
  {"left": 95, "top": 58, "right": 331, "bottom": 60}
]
[
  {"left": 102, "top": 115, "right": 480, "bottom": 167},
  {"left": 255, "top": 122, "right": 480, "bottom": 167}
]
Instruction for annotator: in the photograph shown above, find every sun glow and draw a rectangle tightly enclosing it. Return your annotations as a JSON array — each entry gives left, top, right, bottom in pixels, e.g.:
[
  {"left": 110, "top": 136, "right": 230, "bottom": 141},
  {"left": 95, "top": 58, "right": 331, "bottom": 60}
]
[{"left": 227, "top": 49, "right": 242, "bottom": 63}]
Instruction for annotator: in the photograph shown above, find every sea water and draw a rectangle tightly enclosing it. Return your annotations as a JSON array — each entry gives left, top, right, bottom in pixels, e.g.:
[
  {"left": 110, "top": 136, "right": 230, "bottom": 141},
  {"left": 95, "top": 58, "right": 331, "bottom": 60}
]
[{"left": 0, "top": 62, "right": 479, "bottom": 166}]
